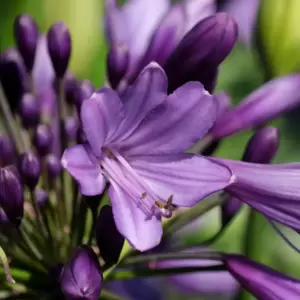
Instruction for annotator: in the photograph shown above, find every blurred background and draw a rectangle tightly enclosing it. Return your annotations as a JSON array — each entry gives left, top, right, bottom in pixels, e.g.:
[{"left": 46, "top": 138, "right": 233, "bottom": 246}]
[{"left": 1, "top": 0, "right": 300, "bottom": 299}]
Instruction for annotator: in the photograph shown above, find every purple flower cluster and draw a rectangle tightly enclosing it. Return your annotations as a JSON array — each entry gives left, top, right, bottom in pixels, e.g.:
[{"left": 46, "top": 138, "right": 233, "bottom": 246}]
[{"left": 1, "top": 1, "right": 300, "bottom": 299}]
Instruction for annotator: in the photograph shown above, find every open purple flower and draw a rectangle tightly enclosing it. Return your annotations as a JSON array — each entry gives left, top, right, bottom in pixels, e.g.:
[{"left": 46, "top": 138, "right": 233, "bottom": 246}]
[
  {"left": 224, "top": 254, "right": 300, "bottom": 299},
  {"left": 213, "top": 157, "right": 300, "bottom": 231},
  {"left": 62, "top": 63, "right": 234, "bottom": 251},
  {"left": 105, "top": 0, "right": 237, "bottom": 93}
]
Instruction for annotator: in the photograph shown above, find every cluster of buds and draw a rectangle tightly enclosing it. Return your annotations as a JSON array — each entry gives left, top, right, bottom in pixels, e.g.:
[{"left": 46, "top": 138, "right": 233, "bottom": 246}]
[{"left": 0, "top": 15, "right": 125, "bottom": 299}]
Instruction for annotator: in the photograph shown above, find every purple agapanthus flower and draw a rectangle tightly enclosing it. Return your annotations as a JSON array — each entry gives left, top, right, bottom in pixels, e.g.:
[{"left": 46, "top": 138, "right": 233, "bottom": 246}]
[
  {"left": 213, "top": 157, "right": 300, "bottom": 231},
  {"left": 105, "top": 0, "right": 237, "bottom": 93},
  {"left": 62, "top": 63, "right": 234, "bottom": 251},
  {"left": 224, "top": 254, "right": 300, "bottom": 300}
]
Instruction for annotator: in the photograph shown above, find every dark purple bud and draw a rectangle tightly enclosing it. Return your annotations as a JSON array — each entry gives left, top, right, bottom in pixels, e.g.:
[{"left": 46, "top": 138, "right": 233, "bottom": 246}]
[
  {"left": 19, "top": 93, "right": 40, "bottom": 128},
  {"left": 60, "top": 245, "right": 102, "bottom": 300},
  {"left": 64, "top": 117, "right": 79, "bottom": 140},
  {"left": 243, "top": 126, "right": 280, "bottom": 164},
  {"left": 14, "top": 14, "right": 39, "bottom": 72},
  {"left": 221, "top": 196, "right": 242, "bottom": 227},
  {"left": 0, "top": 48, "right": 27, "bottom": 111},
  {"left": 165, "top": 13, "right": 237, "bottom": 93},
  {"left": 107, "top": 43, "right": 129, "bottom": 89},
  {"left": 47, "top": 22, "right": 71, "bottom": 78},
  {"left": 0, "top": 135, "right": 16, "bottom": 167},
  {"left": 64, "top": 72, "right": 79, "bottom": 105},
  {"left": 35, "top": 188, "right": 49, "bottom": 209},
  {"left": 18, "top": 152, "right": 41, "bottom": 189},
  {"left": 46, "top": 154, "right": 62, "bottom": 178},
  {"left": 33, "top": 124, "right": 53, "bottom": 156},
  {"left": 224, "top": 254, "right": 300, "bottom": 300},
  {"left": 96, "top": 205, "right": 124, "bottom": 267},
  {"left": 0, "top": 165, "right": 24, "bottom": 226},
  {"left": 74, "top": 80, "right": 94, "bottom": 109}
]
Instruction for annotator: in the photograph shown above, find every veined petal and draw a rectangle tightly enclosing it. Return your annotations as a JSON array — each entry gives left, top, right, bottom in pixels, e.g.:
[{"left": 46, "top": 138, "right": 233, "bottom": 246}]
[
  {"left": 32, "top": 36, "right": 54, "bottom": 94},
  {"left": 119, "top": 82, "right": 216, "bottom": 156},
  {"left": 130, "top": 154, "right": 234, "bottom": 207},
  {"left": 224, "top": 255, "right": 300, "bottom": 300},
  {"left": 81, "top": 88, "right": 124, "bottom": 156},
  {"left": 111, "top": 63, "right": 168, "bottom": 142},
  {"left": 61, "top": 145, "right": 106, "bottom": 196},
  {"left": 211, "top": 74, "right": 300, "bottom": 139},
  {"left": 217, "top": 158, "right": 300, "bottom": 230},
  {"left": 108, "top": 182, "right": 162, "bottom": 251}
]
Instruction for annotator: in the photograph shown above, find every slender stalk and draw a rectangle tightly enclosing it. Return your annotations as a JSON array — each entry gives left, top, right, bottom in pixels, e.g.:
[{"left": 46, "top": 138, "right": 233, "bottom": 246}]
[
  {"left": 164, "top": 195, "right": 225, "bottom": 235},
  {"left": 121, "top": 251, "right": 223, "bottom": 266},
  {"left": 0, "top": 83, "right": 25, "bottom": 153},
  {"left": 0, "top": 246, "right": 15, "bottom": 283},
  {"left": 108, "top": 264, "right": 226, "bottom": 281},
  {"left": 100, "top": 289, "right": 124, "bottom": 300}
]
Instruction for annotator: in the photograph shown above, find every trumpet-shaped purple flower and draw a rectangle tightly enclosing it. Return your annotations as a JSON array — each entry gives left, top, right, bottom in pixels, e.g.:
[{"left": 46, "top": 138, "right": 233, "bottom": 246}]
[
  {"left": 211, "top": 74, "right": 300, "bottom": 139},
  {"left": 214, "top": 157, "right": 300, "bottom": 231},
  {"left": 224, "top": 254, "right": 300, "bottom": 300},
  {"left": 105, "top": 0, "right": 237, "bottom": 93},
  {"left": 62, "top": 63, "right": 234, "bottom": 251}
]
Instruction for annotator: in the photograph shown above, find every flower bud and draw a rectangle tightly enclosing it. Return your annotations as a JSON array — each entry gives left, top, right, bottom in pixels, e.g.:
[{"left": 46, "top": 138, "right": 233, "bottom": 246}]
[
  {"left": 47, "top": 22, "right": 71, "bottom": 78},
  {"left": 243, "top": 126, "right": 280, "bottom": 164},
  {"left": 96, "top": 205, "right": 124, "bottom": 267},
  {"left": 0, "top": 165, "right": 24, "bottom": 226},
  {"left": 0, "top": 48, "right": 27, "bottom": 111},
  {"left": 60, "top": 245, "right": 102, "bottom": 300},
  {"left": 165, "top": 13, "right": 237, "bottom": 93},
  {"left": 221, "top": 196, "right": 241, "bottom": 227},
  {"left": 64, "top": 117, "right": 79, "bottom": 141},
  {"left": 35, "top": 188, "right": 49, "bottom": 209},
  {"left": 0, "top": 135, "right": 16, "bottom": 167},
  {"left": 18, "top": 152, "right": 41, "bottom": 189},
  {"left": 46, "top": 154, "right": 62, "bottom": 178},
  {"left": 33, "top": 124, "right": 53, "bottom": 156},
  {"left": 74, "top": 80, "right": 94, "bottom": 109},
  {"left": 14, "top": 14, "right": 39, "bottom": 72},
  {"left": 64, "top": 72, "right": 78, "bottom": 105},
  {"left": 107, "top": 44, "right": 129, "bottom": 89},
  {"left": 19, "top": 93, "right": 40, "bottom": 128}
]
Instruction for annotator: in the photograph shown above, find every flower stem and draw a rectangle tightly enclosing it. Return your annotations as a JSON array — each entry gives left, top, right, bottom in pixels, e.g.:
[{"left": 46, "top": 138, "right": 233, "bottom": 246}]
[
  {"left": 164, "top": 194, "right": 225, "bottom": 235},
  {"left": 0, "top": 83, "right": 25, "bottom": 153}
]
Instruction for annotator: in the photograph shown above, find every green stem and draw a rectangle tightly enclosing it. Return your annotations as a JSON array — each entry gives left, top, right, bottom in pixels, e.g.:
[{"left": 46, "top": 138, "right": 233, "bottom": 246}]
[
  {"left": 0, "top": 83, "right": 25, "bottom": 153},
  {"left": 100, "top": 289, "right": 124, "bottom": 300},
  {"left": 108, "top": 264, "right": 225, "bottom": 281},
  {"left": 0, "top": 246, "right": 15, "bottom": 283},
  {"left": 164, "top": 195, "right": 225, "bottom": 235}
]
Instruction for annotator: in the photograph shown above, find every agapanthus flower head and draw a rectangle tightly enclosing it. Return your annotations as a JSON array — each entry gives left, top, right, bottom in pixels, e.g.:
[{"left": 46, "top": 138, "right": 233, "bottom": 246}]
[
  {"left": 224, "top": 254, "right": 300, "bottom": 300},
  {"left": 105, "top": 0, "right": 237, "bottom": 93},
  {"left": 62, "top": 62, "right": 234, "bottom": 250},
  {"left": 47, "top": 22, "right": 71, "bottom": 78},
  {"left": 60, "top": 245, "right": 103, "bottom": 300},
  {"left": 14, "top": 14, "right": 39, "bottom": 72},
  {"left": 0, "top": 165, "right": 24, "bottom": 226},
  {"left": 96, "top": 205, "right": 124, "bottom": 266}
]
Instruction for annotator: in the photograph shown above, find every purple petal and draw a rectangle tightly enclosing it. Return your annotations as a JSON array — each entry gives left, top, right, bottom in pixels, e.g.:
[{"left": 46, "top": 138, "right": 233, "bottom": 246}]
[
  {"left": 32, "top": 36, "right": 54, "bottom": 94},
  {"left": 108, "top": 182, "right": 162, "bottom": 251},
  {"left": 81, "top": 88, "right": 124, "bottom": 157},
  {"left": 105, "top": 0, "right": 169, "bottom": 79},
  {"left": 158, "top": 259, "right": 238, "bottom": 297},
  {"left": 111, "top": 63, "right": 167, "bottom": 142},
  {"left": 61, "top": 145, "right": 106, "bottom": 196},
  {"left": 183, "top": 0, "right": 216, "bottom": 34},
  {"left": 217, "top": 158, "right": 300, "bottom": 230},
  {"left": 130, "top": 154, "right": 234, "bottom": 207},
  {"left": 211, "top": 74, "right": 300, "bottom": 139},
  {"left": 214, "top": 91, "right": 232, "bottom": 117},
  {"left": 165, "top": 13, "right": 237, "bottom": 93},
  {"left": 220, "top": 0, "right": 259, "bottom": 45},
  {"left": 119, "top": 82, "right": 216, "bottom": 156},
  {"left": 224, "top": 254, "right": 300, "bottom": 300}
]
